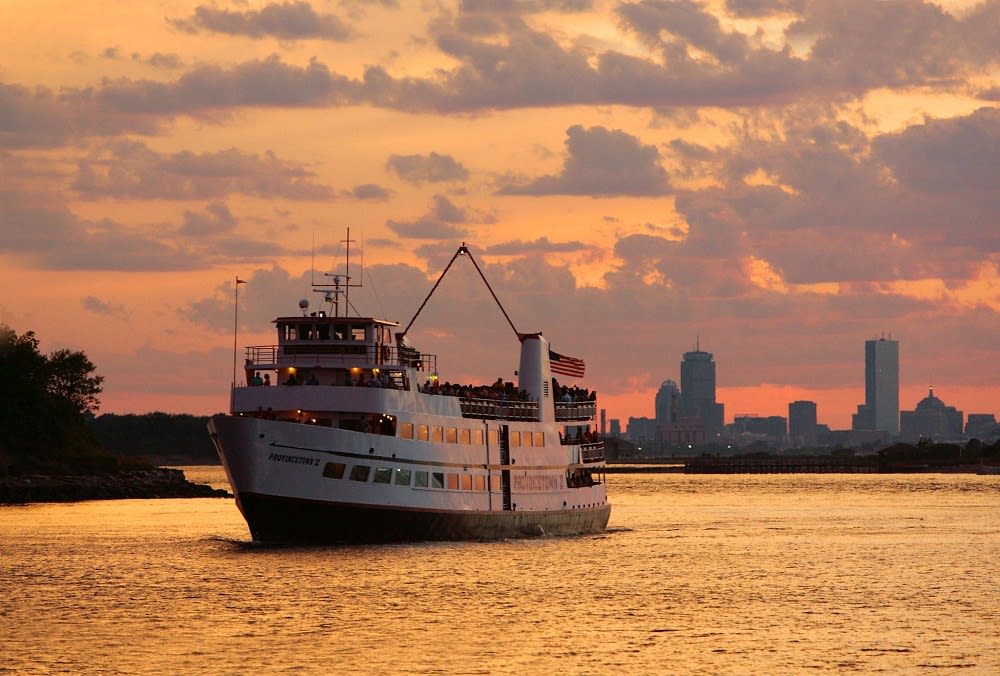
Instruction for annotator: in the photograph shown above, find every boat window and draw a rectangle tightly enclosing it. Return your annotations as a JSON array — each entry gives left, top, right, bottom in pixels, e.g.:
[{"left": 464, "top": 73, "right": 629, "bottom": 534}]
[
  {"left": 509, "top": 431, "right": 521, "bottom": 447},
  {"left": 352, "top": 326, "right": 366, "bottom": 341},
  {"left": 317, "top": 324, "right": 330, "bottom": 340},
  {"left": 282, "top": 324, "right": 297, "bottom": 341},
  {"left": 417, "top": 424, "right": 429, "bottom": 441},
  {"left": 534, "top": 432, "right": 545, "bottom": 447},
  {"left": 474, "top": 475, "right": 486, "bottom": 491},
  {"left": 431, "top": 472, "right": 445, "bottom": 489},
  {"left": 446, "top": 427, "right": 458, "bottom": 444},
  {"left": 472, "top": 429, "right": 484, "bottom": 446},
  {"left": 490, "top": 475, "right": 501, "bottom": 491},
  {"left": 414, "top": 471, "right": 429, "bottom": 488},
  {"left": 323, "top": 462, "right": 346, "bottom": 479},
  {"left": 446, "top": 474, "right": 459, "bottom": 490},
  {"left": 523, "top": 432, "right": 533, "bottom": 448},
  {"left": 399, "top": 423, "right": 414, "bottom": 439},
  {"left": 431, "top": 426, "right": 443, "bottom": 443},
  {"left": 333, "top": 324, "right": 348, "bottom": 341},
  {"left": 349, "top": 465, "right": 370, "bottom": 482},
  {"left": 394, "top": 468, "right": 411, "bottom": 486},
  {"left": 459, "top": 428, "right": 471, "bottom": 445},
  {"left": 373, "top": 467, "right": 392, "bottom": 484},
  {"left": 460, "top": 475, "right": 472, "bottom": 490},
  {"left": 487, "top": 429, "right": 498, "bottom": 446}
]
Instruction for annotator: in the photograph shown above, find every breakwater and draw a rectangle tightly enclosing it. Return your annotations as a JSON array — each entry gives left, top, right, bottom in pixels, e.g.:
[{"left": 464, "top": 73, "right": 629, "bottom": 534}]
[{"left": 0, "top": 468, "right": 230, "bottom": 503}]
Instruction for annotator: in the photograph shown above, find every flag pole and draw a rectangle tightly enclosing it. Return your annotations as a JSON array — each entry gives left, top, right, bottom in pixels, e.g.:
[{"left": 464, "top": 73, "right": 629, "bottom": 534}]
[{"left": 233, "top": 276, "right": 246, "bottom": 388}]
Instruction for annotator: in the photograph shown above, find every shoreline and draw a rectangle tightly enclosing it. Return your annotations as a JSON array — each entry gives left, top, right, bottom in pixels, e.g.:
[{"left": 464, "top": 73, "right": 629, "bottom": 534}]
[{"left": 0, "top": 467, "right": 230, "bottom": 504}]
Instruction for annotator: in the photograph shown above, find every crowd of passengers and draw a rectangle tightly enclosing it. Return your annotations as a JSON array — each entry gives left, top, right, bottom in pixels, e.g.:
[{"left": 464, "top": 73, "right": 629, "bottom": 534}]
[
  {"left": 420, "top": 377, "right": 531, "bottom": 401},
  {"left": 418, "top": 376, "right": 597, "bottom": 404}
]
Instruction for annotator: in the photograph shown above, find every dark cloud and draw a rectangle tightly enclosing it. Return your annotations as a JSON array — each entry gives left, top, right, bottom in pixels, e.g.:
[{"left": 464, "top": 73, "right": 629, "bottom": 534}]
[
  {"left": 484, "top": 237, "right": 587, "bottom": 255},
  {"left": 94, "top": 55, "right": 359, "bottom": 115},
  {"left": 386, "top": 152, "right": 469, "bottom": 184},
  {"left": 873, "top": 107, "right": 1000, "bottom": 194},
  {"left": 385, "top": 194, "right": 495, "bottom": 239},
  {"left": 82, "top": 296, "right": 129, "bottom": 318},
  {"left": 179, "top": 202, "right": 238, "bottom": 237},
  {"left": 342, "top": 183, "right": 393, "bottom": 201},
  {"left": 497, "top": 125, "right": 672, "bottom": 196},
  {"left": 72, "top": 140, "right": 334, "bottom": 200},
  {"left": 0, "top": 82, "right": 159, "bottom": 148},
  {"left": 169, "top": 2, "right": 354, "bottom": 41}
]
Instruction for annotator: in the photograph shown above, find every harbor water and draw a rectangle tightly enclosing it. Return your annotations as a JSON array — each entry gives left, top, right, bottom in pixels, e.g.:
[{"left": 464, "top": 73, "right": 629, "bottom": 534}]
[{"left": 2, "top": 469, "right": 999, "bottom": 674}]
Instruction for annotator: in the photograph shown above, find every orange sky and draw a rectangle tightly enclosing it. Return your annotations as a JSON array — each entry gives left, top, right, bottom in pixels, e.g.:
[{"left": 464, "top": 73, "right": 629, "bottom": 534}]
[{"left": 1, "top": 0, "right": 998, "bottom": 432}]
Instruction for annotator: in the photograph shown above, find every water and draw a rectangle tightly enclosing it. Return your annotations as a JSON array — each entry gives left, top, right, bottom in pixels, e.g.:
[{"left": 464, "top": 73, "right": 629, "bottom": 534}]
[{"left": 2, "top": 470, "right": 999, "bottom": 674}]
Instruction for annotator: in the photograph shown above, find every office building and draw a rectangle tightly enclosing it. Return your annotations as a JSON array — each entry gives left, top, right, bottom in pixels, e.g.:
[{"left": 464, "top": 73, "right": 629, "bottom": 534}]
[
  {"left": 679, "top": 345, "right": 725, "bottom": 440},
  {"left": 788, "top": 400, "right": 818, "bottom": 447},
  {"left": 853, "top": 337, "right": 899, "bottom": 435}
]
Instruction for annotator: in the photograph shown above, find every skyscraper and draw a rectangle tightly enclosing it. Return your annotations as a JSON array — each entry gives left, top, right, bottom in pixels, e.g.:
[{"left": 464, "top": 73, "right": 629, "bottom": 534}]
[
  {"left": 654, "top": 379, "right": 679, "bottom": 426},
  {"left": 855, "top": 337, "right": 899, "bottom": 434},
  {"left": 788, "top": 400, "right": 818, "bottom": 447},
  {"left": 679, "top": 345, "right": 724, "bottom": 440}
]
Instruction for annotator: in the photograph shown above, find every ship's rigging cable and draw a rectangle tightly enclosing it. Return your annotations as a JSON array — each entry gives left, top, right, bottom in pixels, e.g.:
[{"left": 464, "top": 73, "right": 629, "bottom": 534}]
[{"left": 400, "top": 244, "right": 519, "bottom": 339}]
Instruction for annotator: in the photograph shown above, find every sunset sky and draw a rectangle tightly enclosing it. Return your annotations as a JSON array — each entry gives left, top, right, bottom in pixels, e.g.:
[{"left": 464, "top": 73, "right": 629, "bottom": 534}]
[{"left": 2, "top": 0, "right": 998, "bottom": 430}]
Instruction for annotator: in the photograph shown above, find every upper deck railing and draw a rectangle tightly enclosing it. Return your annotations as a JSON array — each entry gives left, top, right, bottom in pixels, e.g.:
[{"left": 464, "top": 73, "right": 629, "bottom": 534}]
[
  {"left": 244, "top": 344, "right": 437, "bottom": 373},
  {"left": 458, "top": 397, "right": 540, "bottom": 421},
  {"left": 580, "top": 441, "right": 605, "bottom": 463},
  {"left": 554, "top": 401, "right": 597, "bottom": 421}
]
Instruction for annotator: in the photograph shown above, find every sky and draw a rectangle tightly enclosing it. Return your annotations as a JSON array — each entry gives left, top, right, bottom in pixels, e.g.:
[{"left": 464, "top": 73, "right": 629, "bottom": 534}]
[{"left": 1, "top": 0, "right": 998, "bottom": 431}]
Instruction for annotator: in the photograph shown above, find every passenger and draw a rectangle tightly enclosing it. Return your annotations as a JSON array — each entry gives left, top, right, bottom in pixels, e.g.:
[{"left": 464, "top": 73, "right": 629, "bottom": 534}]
[
  {"left": 306, "top": 372, "right": 319, "bottom": 385},
  {"left": 263, "top": 373, "right": 271, "bottom": 386},
  {"left": 285, "top": 372, "right": 299, "bottom": 386},
  {"left": 252, "top": 371, "right": 263, "bottom": 386}
]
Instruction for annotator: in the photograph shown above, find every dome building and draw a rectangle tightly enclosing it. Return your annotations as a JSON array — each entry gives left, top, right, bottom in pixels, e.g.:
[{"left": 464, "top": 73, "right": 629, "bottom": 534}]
[{"left": 900, "top": 386, "right": 964, "bottom": 442}]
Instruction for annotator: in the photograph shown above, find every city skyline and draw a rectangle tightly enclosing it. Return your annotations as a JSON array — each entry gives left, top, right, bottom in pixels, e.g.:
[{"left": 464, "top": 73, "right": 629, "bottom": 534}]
[{"left": 1, "top": 1, "right": 998, "bottom": 428}]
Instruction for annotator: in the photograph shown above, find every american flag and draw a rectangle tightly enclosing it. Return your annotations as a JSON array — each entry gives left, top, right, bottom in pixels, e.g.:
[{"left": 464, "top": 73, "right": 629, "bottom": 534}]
[{"left": 549, "top": 349, "right": 585, "bottom": 378}]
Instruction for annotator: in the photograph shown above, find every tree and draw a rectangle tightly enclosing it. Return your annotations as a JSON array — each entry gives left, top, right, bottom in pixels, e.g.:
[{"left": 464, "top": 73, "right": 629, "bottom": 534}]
[{"left": 0, "top": 324, "right": 110, "bottom": 472}]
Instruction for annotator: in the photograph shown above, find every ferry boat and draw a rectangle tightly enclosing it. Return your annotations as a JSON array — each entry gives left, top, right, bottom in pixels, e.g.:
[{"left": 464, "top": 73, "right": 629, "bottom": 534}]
[{"left": 208, "top": 241, "right": 610, "bottom": 543}]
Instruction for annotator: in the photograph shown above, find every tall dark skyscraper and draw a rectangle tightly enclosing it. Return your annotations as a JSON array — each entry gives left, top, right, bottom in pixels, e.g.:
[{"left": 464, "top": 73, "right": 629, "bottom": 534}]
[
  {"left": 853, "top": 337, "right": 899, "bottom": 434},
  {"left": 679, "top": 344, "right": 724, "bottom": 440},
  {"left": 789, "top": 400, "right": 818, "bottom": 447}
]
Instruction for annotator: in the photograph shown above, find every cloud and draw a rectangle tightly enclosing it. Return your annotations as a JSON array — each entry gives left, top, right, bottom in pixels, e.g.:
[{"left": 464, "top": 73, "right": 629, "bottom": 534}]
[
  {"left": 71, "top": 139, "right": 334, "bottom": 200},
  {"left": 385, "top": 152, "right": 469, "bottom": 184},
  {"left": 82, "top": 296, "right": 129, "bottom": 318},
  {"left": 484, "top": 237, "right": 588, "bottom": 255},
  {"left": 342, "top": 183, "right": 393, "bottom": 201},
  {"left": 873, "top": 107, "right": 1000, "bottom": 194},
  {"left": 497, "top": 125, "right": 672, "bottom": 196},
  {"left": 179, "top": 202, "right": 238, "bottom": 237},
  {"left": 169, "top": 2, "right": 354, "bottom": 41},
  {"left": 385, "top": 194, "right": 494, "bottom": 239}
]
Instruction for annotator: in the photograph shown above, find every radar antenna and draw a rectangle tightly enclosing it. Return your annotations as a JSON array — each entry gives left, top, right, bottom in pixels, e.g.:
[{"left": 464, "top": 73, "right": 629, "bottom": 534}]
[{"left": 311, "top": 227, "right": 363, "bottom": 318}]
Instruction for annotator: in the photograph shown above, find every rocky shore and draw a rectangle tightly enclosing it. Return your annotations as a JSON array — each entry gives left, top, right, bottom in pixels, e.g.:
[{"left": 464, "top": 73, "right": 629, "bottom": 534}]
[{"left": 0, "top": 467, "right": 230, "bottom": 504}]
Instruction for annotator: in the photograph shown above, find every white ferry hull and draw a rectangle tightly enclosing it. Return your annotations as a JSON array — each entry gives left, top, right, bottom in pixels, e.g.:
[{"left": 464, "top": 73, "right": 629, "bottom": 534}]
[{"left": 209, "top": 414, "right": 611, "bottom": 544}]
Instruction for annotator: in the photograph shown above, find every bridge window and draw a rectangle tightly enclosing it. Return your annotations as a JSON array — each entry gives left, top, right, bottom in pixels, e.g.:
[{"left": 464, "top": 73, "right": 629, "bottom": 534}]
[
  {"left": 323, "top": 462, "right": 345, "bottom": 479},
  {"left": 352, "top": 326, "right": 366, "bottom": 341}
]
